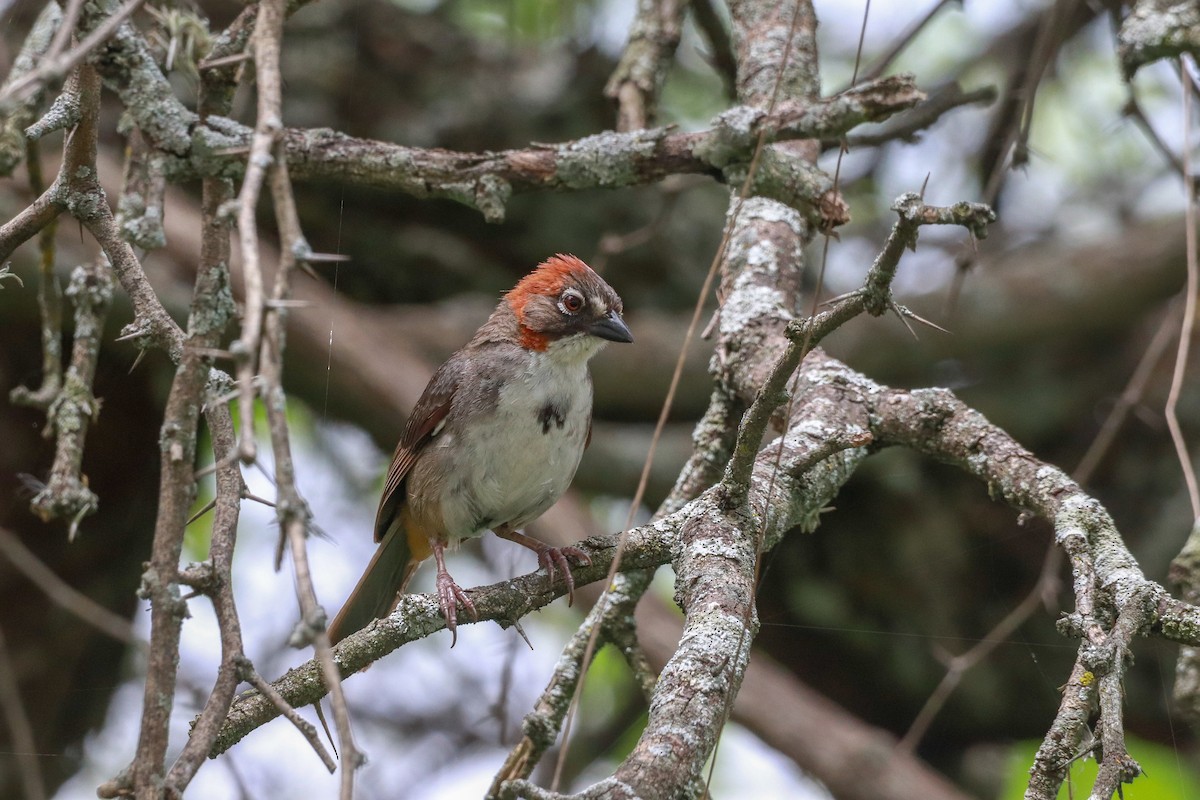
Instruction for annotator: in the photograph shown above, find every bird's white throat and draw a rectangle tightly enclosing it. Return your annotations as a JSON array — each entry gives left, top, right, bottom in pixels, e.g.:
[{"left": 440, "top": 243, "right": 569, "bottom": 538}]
[{"left": 545, "top": 332, "right": 607, "bottom": 365}]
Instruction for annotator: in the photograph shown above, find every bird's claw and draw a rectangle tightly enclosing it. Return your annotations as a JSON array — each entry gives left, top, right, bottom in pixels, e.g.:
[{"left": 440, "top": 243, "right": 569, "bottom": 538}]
[
  {"left": 535, "top": 545, "right": 591, "bottom": 606},
  {"left": 435, "top": 570, "right": 478, "bottom": 647}
]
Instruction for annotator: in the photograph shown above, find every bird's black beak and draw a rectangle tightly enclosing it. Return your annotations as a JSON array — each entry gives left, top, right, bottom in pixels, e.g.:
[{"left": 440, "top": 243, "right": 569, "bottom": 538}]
[{"left": 588, "top": 310, "right": 634, "bottom": 343}]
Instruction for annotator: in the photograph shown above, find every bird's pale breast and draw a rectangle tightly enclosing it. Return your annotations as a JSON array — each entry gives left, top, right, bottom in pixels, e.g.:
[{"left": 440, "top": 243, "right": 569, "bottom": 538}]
[{"left": 406, "top": 342, "right": 595, "bottom": 543}]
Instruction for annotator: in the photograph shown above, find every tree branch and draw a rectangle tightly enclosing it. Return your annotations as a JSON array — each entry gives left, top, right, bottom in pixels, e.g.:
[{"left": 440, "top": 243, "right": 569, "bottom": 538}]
[
  {"left": 0, "top": 0, "right": 147, "bottom": 110},
  {"left": 605, "top": 0, "right": 687, "bottom": 131},
  {"left": 1118, "top": 0, "right": 1200, "bottom": 77}
]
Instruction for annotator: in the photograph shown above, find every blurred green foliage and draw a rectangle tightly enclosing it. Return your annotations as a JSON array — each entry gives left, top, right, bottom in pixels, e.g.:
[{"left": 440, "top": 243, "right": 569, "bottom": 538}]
[
  {"left": 449, "top": 0, "right": 597, "bottom": 41},
  {"left": 1002, "top": 737, "right": 1200, "bottom": 799}
]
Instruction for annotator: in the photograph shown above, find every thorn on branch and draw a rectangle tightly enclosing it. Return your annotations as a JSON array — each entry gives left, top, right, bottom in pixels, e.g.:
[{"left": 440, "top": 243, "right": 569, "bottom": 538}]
[
  {"left": 236, "top": 656, "right": 338, "bottom": 773},
  {"left": 300, "top": 252, "right": 352, "bottom": 263},
  {"left": 860, "top": 192, "right": 996, "bottom": 316},
  {"left": 199, "top": 51, "right": 252, "bottom": 71}
]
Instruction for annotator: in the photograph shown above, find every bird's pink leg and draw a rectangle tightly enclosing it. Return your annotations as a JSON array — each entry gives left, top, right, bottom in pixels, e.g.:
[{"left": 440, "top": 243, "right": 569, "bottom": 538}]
[
  {"left": 493, "top": 525, "right": 592, "bottom": 606},
  {"left": 431, "top": 540, "right": 477, "bottom": 647}
]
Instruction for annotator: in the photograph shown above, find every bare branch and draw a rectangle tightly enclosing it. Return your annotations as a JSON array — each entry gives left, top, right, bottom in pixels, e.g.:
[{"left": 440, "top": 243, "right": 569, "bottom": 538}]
[
  {"left": 489, "top": 571, "right": 651, "bottom": 797},
  {"left": 0, "top": 2, "right": 63, "bottom": 176},
  {"left": 27, "top": 260, "right": 112, "bottom": 533},
  {"left": 858, "top": 0, "right": 959, "bottom": 84},
  {"left": 0, "top": 185, "right": 62, "bottom": 264},
  {"left": 0, "top": 0, "right": 148, "bottom": 110},
  {"left": 605, "top": 0, "right": 688, "bottom": 131},
  {"left": 0, "top": 625, "right": 46, "bottom": 800},
  {"left": 1119, "top": 0, "right": 1200, "bottom": 77},
  {"left": 243, "top": 0, "right": 363, "bottom": 790},
  {"left": 8, "top": 139, "right": 64, "bottom": 412},
  {"left": 240, "top": 660, "right": 336, "bottom": 773},
  {"left": 843, "top": 82, "right": 997, "bottom": 148},
  {"left": 0, "top": 525, "right": 136, "bottom": 645}
]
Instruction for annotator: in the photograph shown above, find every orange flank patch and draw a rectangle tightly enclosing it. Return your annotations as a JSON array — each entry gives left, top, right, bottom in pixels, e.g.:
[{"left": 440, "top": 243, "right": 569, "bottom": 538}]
[{"left": 401, "top": 507, "right": 436, "bottom": 563}]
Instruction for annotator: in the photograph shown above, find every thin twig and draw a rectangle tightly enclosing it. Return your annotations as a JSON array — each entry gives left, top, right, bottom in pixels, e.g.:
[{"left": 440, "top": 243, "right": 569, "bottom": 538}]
[
  {"left": 1076, "top": 300, "right": 1182, "bottom": 483},
  {"left": 0, "top": 526, "right": 136, "bottom": 643},
  {"left": 247, "top": 0, "right": 362, "bottom": 788},
  {"left": 44, "top": 0, "right": 86, "bottom": 66},
  {"left": 1166, "top": 60, "right": 1200, "bottom": 519},
  {"left": 691, "top": 0, "right": 738, "bottom": 98},
  {"left": 242, "top": 661, "right": 337, "bottom": 773},
  {"left": 8, "top": 138, "right": 64, "bottom": 411},
  {"left": 0, "top": 186, "right": 63, "bottom": 264},
  {"left": 981, "top": 0, "right": 1075, "bottom": 203},
  {"left": 1124, "top": 94, "right": 1187, "bottom": 180},
  {"left": 843, "top": 83, "right": 997, "bottom": 148},
  {"left": 0, "top": 625, "right": 46, "bottom": 800},
  {"left": 858, "top": 0, "right": 957, "bottom": 84},
  {"left": 231, "top": 0, "right": 288, "bottom": 464},
  {"left": 0, "top": 0, "right": 147, "bottom": 109},
  {"left": 899, "top": 545, "right": 1059, "bottom": 751}
]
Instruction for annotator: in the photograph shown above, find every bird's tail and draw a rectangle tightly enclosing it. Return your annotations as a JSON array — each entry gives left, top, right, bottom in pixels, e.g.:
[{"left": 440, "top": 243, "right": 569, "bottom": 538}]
[{"left": 328, "top": 524, "right": 420, "bottom": 644}]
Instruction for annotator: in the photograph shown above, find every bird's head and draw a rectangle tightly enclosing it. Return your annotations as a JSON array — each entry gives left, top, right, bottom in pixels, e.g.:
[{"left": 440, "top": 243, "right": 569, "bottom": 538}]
[{"left": 505, "top": 254, "right": 633, "bottom": 355}]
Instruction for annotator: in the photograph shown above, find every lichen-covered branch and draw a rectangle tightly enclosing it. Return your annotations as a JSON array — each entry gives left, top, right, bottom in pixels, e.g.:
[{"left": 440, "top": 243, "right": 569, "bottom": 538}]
[
  {"left": 92, "top": 38, "right": 237, "bottom": 792},
  {"left": 27, "top": 260, "right": 112, "bottom": 534},
  {"left": 1118, "top": 0, "right": 1200, "bottom": 77},
  {"left": 868, "top": 384, "right": 1198, "bottom": 798},
  {"left": 0, "top": 2, "right": 62, "bottom": 176},
  {"left": 236, "top": 75, "right": 916, "bottom": 225},
  {"left": 210, "top": 524, "right": 675, "bottom": 754},
  {"left": 1169, "top": 520, "right": 1200, "bottom": 723},
  {"left": 489, "top": 570, "right": 653, "bottom": 798},
  {"left": 114, "top": 130, "right": 167, "bottom": 251},
  {"left": 0, "top": 0, "right": 147, "bottom": 111},
  {"left": 843, "top": 82, "right": 997, "bottom": 148},
  {"left": 605, "top": 0, "right": 688, "bottom": 131},
  {"left": 721, "top": 193, "right": 994, "bottom": 503},
  {"left": 85, "top": 0, "right": 197, "bottom": 154},
  {"left": 148, "top": 74, "right": 913, "bottom": 224},
  {"left": 155, "top": 172, "right": 243, "bottom": 794}
]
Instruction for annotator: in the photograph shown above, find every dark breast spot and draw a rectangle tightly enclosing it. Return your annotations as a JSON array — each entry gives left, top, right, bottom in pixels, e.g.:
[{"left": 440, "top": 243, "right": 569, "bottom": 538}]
[{"left": 538, "top": 402, "right": 566, "bottom": 434}]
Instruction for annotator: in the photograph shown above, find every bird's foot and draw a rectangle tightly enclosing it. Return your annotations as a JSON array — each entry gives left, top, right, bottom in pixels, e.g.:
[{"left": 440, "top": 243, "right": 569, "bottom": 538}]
[
  {"left": 533, "top": 545, "right": 592, "bottom": 606},
  {"left": 435, "top": 569, "right": 478, "bottom": 648},
  {"left": 493, "top": 526, "right": 593, "bottom": 606}
]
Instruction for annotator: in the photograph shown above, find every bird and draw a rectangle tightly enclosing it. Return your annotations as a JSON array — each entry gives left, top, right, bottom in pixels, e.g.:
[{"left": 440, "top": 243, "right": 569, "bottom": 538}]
[{"left": 327, "top": 254, "right": 633, "bottom": 647}]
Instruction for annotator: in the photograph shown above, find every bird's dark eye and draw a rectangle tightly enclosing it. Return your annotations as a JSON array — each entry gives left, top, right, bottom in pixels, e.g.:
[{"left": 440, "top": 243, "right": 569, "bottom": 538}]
[{"left": 560, "top": 291, "right": 584, "bottom": 314}]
